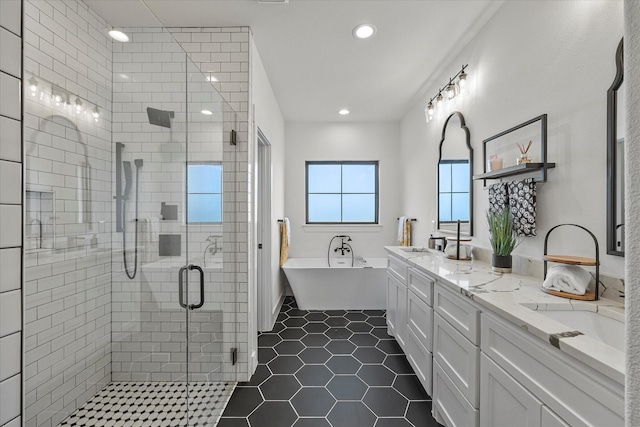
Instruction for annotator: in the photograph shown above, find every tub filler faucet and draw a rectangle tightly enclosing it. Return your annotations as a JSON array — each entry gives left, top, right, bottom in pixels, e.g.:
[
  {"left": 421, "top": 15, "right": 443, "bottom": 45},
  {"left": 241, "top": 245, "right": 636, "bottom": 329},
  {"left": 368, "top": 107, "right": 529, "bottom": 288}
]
[{"left": 328, "top": 235, "right": 354, "bottom": 267}]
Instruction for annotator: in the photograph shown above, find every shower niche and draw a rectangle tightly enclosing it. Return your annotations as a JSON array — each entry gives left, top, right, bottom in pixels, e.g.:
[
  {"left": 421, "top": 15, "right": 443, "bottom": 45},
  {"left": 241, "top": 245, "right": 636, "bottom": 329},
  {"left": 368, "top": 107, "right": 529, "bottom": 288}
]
[{"left": 25, "top": 190, "right": 55, "bottom": 250}]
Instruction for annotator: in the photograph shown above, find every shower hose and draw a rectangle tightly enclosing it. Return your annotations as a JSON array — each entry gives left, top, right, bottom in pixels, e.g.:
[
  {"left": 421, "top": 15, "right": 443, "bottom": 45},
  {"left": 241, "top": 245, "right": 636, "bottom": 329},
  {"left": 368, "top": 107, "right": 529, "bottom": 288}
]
[{"left": 122, "top": 166, "right": 140, "bottom": 280}]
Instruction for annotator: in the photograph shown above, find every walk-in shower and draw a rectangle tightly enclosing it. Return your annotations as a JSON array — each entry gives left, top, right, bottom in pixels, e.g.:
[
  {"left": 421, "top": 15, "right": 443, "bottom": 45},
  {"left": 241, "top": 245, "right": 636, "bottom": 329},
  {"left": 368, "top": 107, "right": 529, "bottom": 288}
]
[{"left": 22, "top": 2, "right": 241, "bottom": 426}]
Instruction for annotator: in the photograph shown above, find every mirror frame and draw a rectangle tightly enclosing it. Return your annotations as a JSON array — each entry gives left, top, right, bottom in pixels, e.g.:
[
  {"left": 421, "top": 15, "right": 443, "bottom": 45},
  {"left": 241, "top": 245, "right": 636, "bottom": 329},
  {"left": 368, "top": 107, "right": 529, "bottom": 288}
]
[
  {"left": 607, "top": 38, "right": 624, "bottom": 256},
  {"left": 437, "top": 111, "right": 474, "bottom": 236}
]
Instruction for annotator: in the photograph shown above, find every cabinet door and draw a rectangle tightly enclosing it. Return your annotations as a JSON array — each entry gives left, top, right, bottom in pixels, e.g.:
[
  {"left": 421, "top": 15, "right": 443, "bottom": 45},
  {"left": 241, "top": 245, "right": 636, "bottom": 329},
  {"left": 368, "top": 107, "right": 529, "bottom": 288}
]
[
  {"left": 387, "top": 273, "right": 399, "bottom": 336},
  {"left": 542, "top": 406, "right": 570, "bottom": 427},
  {"left": 396, "top": 278, "right": 408, "bottom": 349},
  {"left": 480, "top": 354, "right": 542, "bottom": 427}
]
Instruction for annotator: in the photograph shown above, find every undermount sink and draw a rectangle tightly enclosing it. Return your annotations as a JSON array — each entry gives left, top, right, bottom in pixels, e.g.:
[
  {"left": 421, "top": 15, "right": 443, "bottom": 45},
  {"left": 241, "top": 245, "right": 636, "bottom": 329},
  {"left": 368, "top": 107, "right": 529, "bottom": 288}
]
[
  {"left": 399, "top": 247, "right": 430, "bottom": 252},
  {"left": 533, "top": 309, "right": 625, "bottom": 352}
]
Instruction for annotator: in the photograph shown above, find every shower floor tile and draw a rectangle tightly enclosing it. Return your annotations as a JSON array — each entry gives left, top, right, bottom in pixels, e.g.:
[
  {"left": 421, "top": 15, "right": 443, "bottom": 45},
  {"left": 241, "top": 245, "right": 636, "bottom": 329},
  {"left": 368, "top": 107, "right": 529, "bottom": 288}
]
[
  {"left": 58, "top": 381, "right": 235, "bottom": 427},
  {"left": 219, "top": 296, "right": 442, "bottom": 427}
]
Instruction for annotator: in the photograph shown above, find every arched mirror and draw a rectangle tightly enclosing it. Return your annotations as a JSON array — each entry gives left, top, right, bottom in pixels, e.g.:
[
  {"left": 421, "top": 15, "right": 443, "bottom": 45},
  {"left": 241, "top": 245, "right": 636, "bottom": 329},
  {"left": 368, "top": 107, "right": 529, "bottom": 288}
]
[
  {"left": 607, "top": 38, "right": 624, "bottom": 256},
  {"left": 437, "top": 111, "right": 474, "bottom": 236}
]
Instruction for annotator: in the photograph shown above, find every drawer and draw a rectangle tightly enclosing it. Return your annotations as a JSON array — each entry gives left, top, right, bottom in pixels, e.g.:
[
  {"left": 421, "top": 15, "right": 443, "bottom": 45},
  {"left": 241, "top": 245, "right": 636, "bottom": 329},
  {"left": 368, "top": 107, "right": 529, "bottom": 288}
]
[
  {"left": 388, "top": 254, "right": 408, "bottom": 283},
  {"left": 407, "top": 328, "right": 432, "bottom": 396},
  {"left": 481, "top": 312, "right": 624, "bottom": 427},
  {"left": 434, "top": 313, "right": 479, "bottom": 408},
  {"left": 408, "top": 290, "right": 433, "bottom": 351},
  {"left": 433, "top": 359, "right": 479, "bottom": 427},
  {"left": 434, "top": 284, "right": 480, "bottom": 345},
  {"left": 408, "top": 267, "right": 434, "bottom": 306}
]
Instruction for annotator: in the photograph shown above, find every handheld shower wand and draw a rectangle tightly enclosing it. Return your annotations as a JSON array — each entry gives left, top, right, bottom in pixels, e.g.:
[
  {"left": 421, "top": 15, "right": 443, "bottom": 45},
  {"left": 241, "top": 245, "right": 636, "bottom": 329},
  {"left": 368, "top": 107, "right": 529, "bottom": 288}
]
[{"left": 121, "top": 155, "right": 144, "bottom": 280}]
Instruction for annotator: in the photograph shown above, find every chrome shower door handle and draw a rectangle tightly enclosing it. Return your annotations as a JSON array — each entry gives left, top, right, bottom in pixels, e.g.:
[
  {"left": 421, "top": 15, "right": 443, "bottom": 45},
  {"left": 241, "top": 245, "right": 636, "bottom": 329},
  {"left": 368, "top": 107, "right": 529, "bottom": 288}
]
[
  {"left": 178, "top": 265, "right": 188, "bottom": 309},
  {"left": 188, "top": 264, "right": 205, "bottom": 310}
]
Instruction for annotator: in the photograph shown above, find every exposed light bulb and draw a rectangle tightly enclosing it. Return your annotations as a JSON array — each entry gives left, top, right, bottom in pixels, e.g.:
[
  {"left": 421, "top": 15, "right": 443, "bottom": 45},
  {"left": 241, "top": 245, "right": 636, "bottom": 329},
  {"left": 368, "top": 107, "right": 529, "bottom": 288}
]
[
  {"left": 92, "top": 106, "right": 100, "bottom": 122},
  {"left": 436, "top": 93, "right": 444, "bottom": 108},
  {"left": 458, "top": 69, "right": 469, "bottom": 95},
  {"left": 75, "top": 98, "right": 83, "bottom": 113},
  {"left": 446, "top": 81, "right": 457, "bottom": 100},
  {"left": 427, "top": 102, "right": 435, "bottom": 117},
  {"left": 29, "top": 77, "right": 38, "bottom": 96},
  {"left": 54, "top": 94, "right": 62, "bottom": 106}
]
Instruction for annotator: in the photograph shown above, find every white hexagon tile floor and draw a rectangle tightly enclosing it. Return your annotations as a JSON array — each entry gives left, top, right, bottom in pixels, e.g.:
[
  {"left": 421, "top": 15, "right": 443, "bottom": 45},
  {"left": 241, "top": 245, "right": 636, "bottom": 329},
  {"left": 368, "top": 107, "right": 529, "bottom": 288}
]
[{"left": 219, "top": 296, "right": 442, "bottom": 427}]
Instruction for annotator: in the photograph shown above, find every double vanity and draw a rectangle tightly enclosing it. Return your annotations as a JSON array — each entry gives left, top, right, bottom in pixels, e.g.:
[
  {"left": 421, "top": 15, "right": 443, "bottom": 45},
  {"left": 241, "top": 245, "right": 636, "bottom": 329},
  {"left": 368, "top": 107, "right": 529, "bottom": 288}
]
[{"left": 385, "top": 246, "right": 624, "bottom": 427}]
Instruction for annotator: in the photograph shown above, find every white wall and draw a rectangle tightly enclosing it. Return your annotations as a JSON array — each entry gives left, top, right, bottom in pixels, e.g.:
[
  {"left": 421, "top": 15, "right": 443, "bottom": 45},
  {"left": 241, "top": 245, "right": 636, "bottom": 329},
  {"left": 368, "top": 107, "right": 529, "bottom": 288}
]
[
  {"left": 285, "top": 122, "right": 401, "bottom": 260},
  {"left": 625, "top": 1, "right": 640, "bottom": 424},
  {"left": 250, "top": 39, "right": 286, "bottom": 327},
  {"left": 400, "top": 0, "right": 624, "bottom": 277}
]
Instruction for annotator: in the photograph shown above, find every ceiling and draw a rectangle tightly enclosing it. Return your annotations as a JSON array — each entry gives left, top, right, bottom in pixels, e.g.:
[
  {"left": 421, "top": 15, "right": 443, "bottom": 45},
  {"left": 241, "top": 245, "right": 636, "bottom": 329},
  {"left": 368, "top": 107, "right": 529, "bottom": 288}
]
[{"left": 85, "top": 0, "right": 503, "bottom": 122}]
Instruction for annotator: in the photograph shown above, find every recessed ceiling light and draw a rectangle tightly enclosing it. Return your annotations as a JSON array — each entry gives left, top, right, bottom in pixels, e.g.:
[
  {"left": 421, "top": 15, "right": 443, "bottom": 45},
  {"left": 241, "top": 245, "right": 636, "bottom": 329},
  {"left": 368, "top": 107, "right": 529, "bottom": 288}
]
[
  {"left": 201, "top": 109, "right": 213, "bottom": 115},
  {"left": 353, "top": 24, "right": 376, "bottom": 40},
  {"left": 108, "top": 30, "right": 129, "bottom": 42},
  {"left": 339, "top": 109, "right": 350, "bottom": 116}
]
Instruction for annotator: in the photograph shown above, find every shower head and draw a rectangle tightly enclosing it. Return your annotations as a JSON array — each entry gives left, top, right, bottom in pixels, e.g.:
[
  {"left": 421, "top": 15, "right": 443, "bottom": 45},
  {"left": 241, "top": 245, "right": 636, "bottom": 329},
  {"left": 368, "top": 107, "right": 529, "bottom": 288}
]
[
  {"left": 134, "top": 159, "right": 143, "bottom": 168},
  {"left": 146, "top": 107, "right": 174, "bottom": 128}
]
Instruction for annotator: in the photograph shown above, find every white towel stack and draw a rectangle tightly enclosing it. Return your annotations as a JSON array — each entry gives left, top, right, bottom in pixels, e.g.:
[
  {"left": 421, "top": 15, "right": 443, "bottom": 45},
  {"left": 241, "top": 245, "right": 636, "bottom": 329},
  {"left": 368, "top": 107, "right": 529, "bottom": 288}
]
[{"left": 542, "top": 265, "right": 593, "bottom": 295}]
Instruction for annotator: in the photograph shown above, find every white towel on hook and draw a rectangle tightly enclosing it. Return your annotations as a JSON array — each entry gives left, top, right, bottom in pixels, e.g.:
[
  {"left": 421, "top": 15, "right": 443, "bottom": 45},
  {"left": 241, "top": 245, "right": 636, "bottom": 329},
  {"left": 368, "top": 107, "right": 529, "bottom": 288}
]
[{"left": 543, "top": 265, "right": 593, "bottom": 295}]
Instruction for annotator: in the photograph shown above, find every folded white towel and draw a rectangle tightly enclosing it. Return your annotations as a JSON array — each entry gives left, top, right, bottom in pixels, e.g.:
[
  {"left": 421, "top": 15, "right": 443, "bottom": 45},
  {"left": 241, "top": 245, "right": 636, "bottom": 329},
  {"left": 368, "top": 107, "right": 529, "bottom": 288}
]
[
  {"left": 543, "top": 265, "right": 593, "bottom": 295},
  {"left": 397, "top": 216, "right": 406, "bottom": 242},
  {"left": 284, "top": 217, "right": 291, "bottom": 245}
]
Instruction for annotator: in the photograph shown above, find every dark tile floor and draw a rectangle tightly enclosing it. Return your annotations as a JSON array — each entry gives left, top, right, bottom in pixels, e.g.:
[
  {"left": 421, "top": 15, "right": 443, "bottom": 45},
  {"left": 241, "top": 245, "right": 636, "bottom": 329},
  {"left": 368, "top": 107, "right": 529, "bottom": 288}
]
[{"left": 219, "top": 297, "right": 441, "bottom": 427}]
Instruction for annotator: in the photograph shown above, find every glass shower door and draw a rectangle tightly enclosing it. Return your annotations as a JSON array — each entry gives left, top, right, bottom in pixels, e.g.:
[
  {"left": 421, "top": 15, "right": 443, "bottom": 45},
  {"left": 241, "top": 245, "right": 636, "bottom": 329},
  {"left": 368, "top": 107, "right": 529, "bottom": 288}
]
[{"left": 183, "top": 60, "right": 237, "bottom": 424}]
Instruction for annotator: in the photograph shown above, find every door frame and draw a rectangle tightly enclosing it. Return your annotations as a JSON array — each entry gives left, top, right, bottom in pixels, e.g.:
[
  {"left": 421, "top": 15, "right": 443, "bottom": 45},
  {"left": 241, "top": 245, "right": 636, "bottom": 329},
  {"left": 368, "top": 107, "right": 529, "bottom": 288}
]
[{"left": 256, "top": 127, "right": 273, "bottom": 332}]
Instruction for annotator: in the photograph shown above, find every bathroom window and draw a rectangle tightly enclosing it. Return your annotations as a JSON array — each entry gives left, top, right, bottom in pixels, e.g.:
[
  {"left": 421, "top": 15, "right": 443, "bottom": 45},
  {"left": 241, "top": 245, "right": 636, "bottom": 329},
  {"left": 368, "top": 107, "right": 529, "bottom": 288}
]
[
  {"left": 438, "top": 160, "right": 470, "bottom": 223},
  {"left": 187, "top": 163, "right": 222, "bottom": 223},
  {"left": 306, "top": 161, "right": 379, "bottom": 224}
]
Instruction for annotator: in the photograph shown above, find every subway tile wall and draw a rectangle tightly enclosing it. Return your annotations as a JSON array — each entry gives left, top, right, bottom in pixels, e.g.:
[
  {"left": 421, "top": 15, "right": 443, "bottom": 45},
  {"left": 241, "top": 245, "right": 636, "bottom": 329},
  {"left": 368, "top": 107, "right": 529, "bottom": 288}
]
[
  {"left": 0, "top": 1, "right": 22, "bottom": 427},
  {"left": 22, "top": 1, "right": 113, "bottom": 426}
]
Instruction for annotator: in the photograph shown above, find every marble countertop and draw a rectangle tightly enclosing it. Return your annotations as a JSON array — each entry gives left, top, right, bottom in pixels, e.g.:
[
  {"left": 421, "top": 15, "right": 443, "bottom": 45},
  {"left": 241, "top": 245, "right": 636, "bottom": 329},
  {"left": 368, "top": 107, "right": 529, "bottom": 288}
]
[{"left": 385, "top": 246, "right": 625, "bottom": 385}]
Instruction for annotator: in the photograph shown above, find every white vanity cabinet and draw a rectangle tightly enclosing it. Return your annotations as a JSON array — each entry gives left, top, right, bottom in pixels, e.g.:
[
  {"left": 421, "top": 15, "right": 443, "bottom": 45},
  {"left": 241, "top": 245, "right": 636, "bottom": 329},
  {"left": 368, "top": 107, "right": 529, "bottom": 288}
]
[
  {"left": 406, "top": 268, "right": 434, "bottom": 395},
  {"left": 432, "top": 283, "right": 481, "bottom": 427},
  {"left": 481, "top": 311, "right": 624, "bottom": 427},
  {"left": 386, "top": 254, "right": 409, "bottom": 349}
]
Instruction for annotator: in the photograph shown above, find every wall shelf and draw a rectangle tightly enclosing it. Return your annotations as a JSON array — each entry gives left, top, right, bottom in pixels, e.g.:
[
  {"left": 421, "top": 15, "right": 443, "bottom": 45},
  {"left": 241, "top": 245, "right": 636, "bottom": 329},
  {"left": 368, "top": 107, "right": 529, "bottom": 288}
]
[
  {"left": 477, "top": 114, "right": 555, "bottom": 187},
  {"left": 473, "top": 162, "right": 556, "bottom": 181}
]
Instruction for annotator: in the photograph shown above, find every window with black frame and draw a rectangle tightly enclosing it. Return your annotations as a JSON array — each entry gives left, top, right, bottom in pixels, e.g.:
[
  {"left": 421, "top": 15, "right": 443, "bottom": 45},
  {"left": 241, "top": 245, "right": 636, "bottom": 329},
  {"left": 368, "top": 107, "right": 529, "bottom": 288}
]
[
  {"left": 438, "top": 159, "right": 470, "bottom": 224},
  {"left": 306, "top": 161, "right": 379, "bottom": 224}
]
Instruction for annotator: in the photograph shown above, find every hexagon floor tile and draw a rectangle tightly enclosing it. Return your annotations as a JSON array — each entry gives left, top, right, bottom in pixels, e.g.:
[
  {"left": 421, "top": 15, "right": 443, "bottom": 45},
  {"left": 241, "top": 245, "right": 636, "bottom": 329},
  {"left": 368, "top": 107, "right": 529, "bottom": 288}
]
[{"left": 219, "top": 296, "right": 440, "bottom": 427}]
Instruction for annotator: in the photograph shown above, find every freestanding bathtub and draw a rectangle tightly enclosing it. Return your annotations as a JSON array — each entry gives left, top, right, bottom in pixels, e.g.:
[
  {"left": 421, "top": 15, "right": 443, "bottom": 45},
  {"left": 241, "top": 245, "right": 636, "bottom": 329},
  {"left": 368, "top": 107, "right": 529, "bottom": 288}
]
[{"left": 282, "top": 257, "right": 387, "bottom": 310}]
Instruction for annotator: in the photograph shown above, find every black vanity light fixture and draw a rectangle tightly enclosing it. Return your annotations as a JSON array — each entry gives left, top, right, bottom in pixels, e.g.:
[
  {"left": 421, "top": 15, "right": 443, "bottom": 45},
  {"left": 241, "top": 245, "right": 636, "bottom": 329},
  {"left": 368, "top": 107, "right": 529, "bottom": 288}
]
[{"left": 425, "top": 64, "right": 469, "bottom": 123}]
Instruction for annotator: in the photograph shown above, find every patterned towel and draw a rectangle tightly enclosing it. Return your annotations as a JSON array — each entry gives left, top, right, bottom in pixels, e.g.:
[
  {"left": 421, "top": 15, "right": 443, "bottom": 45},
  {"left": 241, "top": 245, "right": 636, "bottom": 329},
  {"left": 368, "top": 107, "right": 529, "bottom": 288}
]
[
  {"left": 508, "top": 178, "right": 536, "bottom": 236},
  {"left": 488, "top": 182, "right": 508, "bottom": 214}
]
